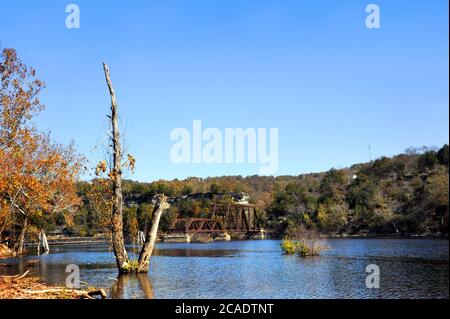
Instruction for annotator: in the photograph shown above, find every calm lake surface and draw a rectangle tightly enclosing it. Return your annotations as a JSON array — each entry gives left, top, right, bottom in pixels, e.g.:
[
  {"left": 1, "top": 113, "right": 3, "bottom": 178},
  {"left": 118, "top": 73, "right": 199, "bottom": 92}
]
[{"left": 1, "top": 239, "right": 448, "bottom": 299}]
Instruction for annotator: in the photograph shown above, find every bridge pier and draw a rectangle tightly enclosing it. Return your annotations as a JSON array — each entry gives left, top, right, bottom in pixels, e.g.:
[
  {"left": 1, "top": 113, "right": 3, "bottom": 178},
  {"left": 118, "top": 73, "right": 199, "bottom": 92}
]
[
  {"left": 163, "top": 233, "right": 192, "bottom": 243},
  {"left": 190, "top": 233, "right": 213, "bottom": 242},
  {"left": 253, "top": 229, "right": 266, "bottom": 239},
  {"left": 213, "top": 232, "right": 231, "bottom": 241}
]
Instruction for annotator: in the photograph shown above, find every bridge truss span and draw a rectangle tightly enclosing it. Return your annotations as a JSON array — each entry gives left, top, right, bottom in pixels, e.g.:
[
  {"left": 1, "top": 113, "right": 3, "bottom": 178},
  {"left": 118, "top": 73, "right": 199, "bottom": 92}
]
[{"left": 167, "top": 203, "right": 263, "bottom": 237}]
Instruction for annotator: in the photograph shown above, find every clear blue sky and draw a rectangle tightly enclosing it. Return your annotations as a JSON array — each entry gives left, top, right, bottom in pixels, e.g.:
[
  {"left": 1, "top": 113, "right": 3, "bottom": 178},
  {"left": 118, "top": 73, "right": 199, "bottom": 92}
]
[{"left": 1, "top": 0, "right": 448, "bottom": 181}]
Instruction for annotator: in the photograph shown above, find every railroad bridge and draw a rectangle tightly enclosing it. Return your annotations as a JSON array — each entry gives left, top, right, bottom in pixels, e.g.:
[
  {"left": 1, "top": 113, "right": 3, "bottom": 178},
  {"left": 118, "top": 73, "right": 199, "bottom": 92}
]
[{"left": 166, "top": 202, "right": 264, "bottom": 240}]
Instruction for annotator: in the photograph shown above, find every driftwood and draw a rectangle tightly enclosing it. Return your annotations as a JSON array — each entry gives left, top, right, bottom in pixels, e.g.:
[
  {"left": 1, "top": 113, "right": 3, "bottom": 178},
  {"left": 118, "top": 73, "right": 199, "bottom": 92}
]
[
  {"left": 22, "top": 288, "right": 107, "bottom": 299},
  {"left": 0, "top": 269, "right": 31, "bottom": 279}
]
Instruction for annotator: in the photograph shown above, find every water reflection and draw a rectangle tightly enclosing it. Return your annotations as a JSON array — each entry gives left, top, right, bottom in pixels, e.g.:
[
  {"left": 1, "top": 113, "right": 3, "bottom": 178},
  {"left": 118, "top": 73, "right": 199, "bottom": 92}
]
[
  {"left": 154, "top": 248, "right": 239, "bottom": 257},
  {"left": 111, "top": 274, "right": 154, "bottom": 299}
]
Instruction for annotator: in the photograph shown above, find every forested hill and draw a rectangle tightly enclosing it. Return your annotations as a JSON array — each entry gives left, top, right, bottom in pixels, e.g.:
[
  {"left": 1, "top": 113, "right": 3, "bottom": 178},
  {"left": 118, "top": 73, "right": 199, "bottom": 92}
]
[{"left": 75, "top": 145, "right": 449, "bottom": 238}]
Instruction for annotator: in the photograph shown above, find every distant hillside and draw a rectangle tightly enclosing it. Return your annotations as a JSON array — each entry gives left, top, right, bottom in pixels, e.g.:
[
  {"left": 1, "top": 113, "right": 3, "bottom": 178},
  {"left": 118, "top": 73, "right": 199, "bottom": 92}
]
[{"left": 72, "top": 144, "right": 449, "bottom": 238}]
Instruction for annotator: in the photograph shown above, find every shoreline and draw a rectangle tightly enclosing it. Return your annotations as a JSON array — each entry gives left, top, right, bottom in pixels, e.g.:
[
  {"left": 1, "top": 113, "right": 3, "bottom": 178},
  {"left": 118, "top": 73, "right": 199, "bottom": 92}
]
[
  {"left": 323, "top": 234, "right": 449, "bottom": 240},
  {"left": 14, "top": 233, "right": 449, "bottom": 249},
  {"left": 0, "top": 271, "right": 106, "bottom": 299}
]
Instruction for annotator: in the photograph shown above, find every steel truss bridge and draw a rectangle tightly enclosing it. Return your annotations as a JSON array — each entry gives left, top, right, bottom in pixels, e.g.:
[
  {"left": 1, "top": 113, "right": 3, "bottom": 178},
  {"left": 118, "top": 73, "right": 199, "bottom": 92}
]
[{"left": 167, "top": 203, "right": 263, "bottom": 237}]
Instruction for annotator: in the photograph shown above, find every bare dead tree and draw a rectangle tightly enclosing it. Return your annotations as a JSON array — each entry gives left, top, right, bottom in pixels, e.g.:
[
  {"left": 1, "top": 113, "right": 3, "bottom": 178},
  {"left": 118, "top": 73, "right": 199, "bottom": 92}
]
[
  {"left": 102, "top": 64, "right": 170, "bottom": 274},
  {"left": 103, "top": 63, "right": 129, "bottom": 273},
  {"left": 137, "top": 195, "right": 170, "bottom": 273}
]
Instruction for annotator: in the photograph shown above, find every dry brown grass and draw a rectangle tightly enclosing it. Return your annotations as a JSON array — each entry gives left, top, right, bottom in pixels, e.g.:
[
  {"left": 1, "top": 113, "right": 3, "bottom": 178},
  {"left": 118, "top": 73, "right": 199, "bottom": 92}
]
[{"left": 0, "top": 271, "right": 106, "bottom": 299}]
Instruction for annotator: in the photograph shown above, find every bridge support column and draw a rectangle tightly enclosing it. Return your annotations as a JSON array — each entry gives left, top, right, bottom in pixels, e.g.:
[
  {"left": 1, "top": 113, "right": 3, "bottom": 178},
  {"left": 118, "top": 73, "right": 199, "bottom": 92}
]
[
  {"left": 163, "top": 233, "right": 192, "bottom": 243},
  {"left": 253, "top": 229, "right": 266, "bottom": 239},
  {"left": 214, "top": 232, "right": 231, "bottom": 241}
]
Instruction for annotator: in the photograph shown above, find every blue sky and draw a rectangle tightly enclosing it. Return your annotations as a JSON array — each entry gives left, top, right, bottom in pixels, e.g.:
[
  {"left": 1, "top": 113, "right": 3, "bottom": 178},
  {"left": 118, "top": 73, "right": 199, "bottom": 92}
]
[{"left": 1, "top": 0, "right": 448, "bottom": 181}]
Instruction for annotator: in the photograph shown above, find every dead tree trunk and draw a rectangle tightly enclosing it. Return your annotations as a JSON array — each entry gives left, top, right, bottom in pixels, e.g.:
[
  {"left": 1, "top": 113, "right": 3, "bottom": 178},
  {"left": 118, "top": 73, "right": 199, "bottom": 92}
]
[
  {"left": 14, "top": 216, "right": 27, "bottom": 254},
  {"left": 137, "top": 195, "right": 169, "bottom": 273},
  {"left": 103, "top": 63, "right": 129, "bottom": 273},
  {"left": 1, "top": 213, "right": 11, "bottom": 243},
  {"left": 137, "top": 231, "right": 145, "bottom": 246},
  {"left": 38, "top": 231, "right": 49, "bottom": 254},
  {"left": 0, "top": 223, "right": 5, "bottom": 243}
]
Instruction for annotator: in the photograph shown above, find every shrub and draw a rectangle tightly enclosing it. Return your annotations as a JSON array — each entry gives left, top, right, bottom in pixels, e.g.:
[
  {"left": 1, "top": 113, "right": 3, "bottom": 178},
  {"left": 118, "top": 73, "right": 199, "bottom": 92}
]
[
  {"left": 281, "top": 239, "right": 298, "bottom": 254},
  {"left": 282, "top": 225, "right": 328, "bottom": 257},
  {"left": 122, "top": 259, "right": 139, "bottom": 272}
]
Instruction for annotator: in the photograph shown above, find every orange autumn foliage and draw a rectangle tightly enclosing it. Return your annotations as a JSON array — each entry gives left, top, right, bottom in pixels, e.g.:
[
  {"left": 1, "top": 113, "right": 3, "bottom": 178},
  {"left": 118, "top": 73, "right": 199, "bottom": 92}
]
[{"left": 0, "top": 48, "right": 84, "bottom": 241}]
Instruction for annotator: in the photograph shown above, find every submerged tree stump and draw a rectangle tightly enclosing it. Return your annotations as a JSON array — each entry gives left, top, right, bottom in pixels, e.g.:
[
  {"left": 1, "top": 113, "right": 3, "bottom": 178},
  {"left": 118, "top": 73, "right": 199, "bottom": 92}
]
[{"left": 37, "top": 232, "right": 49, "bottom": 254}]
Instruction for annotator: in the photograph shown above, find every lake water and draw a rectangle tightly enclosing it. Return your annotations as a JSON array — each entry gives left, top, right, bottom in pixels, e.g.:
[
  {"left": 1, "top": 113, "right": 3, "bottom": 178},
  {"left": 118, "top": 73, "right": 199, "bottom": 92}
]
[{"left": 1, "top": 239, "right": 448, "bottom": 299}]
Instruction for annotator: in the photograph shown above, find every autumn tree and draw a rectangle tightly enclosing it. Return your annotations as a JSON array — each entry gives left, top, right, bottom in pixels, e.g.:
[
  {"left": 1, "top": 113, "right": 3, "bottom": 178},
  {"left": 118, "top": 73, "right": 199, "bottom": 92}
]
[
  {"left": 80, "top": 179, "right": 115, "bottom": 236},
  {"left": 0, "top": 48, "right": 83, "bottom": 252}
]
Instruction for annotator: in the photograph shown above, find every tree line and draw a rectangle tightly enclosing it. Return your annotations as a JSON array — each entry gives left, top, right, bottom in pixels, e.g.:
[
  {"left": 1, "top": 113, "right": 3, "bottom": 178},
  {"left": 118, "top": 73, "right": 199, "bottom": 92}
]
[{"left": 71, "top": 144, "right": 448, "bottom": 239}]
